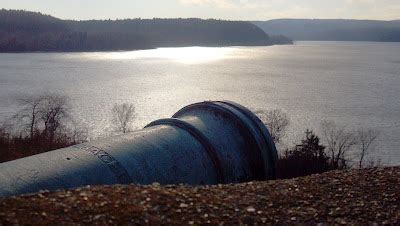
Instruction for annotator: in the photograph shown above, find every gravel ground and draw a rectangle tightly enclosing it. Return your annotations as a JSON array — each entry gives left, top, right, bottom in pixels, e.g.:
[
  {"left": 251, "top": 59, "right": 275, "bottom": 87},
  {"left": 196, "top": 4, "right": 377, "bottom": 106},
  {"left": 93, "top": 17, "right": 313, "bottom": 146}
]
[{"left": 0, "top": 167, "right": 399, "bottom": 224}]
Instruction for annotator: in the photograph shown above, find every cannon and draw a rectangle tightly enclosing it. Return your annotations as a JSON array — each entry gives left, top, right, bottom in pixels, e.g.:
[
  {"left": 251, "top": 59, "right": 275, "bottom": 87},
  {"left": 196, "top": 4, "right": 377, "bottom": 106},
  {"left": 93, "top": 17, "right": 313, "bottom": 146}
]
[{"left": 0, "top": 101, "right": 277, "bottom": 197}]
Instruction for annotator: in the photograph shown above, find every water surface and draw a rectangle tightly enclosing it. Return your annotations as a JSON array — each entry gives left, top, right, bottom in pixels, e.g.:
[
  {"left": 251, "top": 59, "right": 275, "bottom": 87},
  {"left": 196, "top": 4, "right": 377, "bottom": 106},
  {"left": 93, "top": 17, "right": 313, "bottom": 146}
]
[{"left": 0, "top": 41, "right": 399, "bottom": 165}]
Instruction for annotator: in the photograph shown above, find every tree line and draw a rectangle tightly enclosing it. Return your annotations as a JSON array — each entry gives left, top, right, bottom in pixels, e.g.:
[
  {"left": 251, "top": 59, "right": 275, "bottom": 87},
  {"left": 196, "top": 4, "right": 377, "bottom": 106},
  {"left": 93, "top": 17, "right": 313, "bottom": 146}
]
[
  {"left": 0, "top": 94, "right": 87, "bottom": 162},
  {"left": 256, "top": 110, "right": 380, "bottom": 179},
  {"left": 0, "top": 9, "right": 292, "bottom": 52},
  {"left": 0, "top": 93, "right": 141, "bottom": 163},
  {"left": 254, "top": 19, "right": 400, "bottom": 42}
]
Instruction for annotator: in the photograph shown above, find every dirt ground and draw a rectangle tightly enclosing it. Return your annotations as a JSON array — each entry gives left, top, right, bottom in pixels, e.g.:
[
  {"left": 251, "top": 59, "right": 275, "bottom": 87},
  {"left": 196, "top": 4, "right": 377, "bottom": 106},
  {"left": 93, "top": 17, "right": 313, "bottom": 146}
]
[{"left": 0, "top": 167, "right": 399, "bottom": 224}]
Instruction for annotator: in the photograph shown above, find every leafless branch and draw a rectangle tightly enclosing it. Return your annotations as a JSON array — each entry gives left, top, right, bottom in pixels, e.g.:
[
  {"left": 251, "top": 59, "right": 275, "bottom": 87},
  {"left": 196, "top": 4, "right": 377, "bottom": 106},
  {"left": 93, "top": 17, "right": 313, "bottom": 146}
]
[
  {"left": 256, "top": 109, "right": 290, "bottom": 144},
  {"left": 111, "top": 103, "right": 136, "bottom": 134}
]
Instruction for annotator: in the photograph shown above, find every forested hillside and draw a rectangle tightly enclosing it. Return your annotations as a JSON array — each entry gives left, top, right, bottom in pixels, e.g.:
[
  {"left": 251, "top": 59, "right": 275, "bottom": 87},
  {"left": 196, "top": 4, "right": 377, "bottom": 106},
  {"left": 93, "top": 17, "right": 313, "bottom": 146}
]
[
  {"left": 0, "top": 9, "right": 291, "bottom": 52},
  {"left": 0, "top": 9, "right": 68, "bottom": 33},
  {"left": 253, "top": 19, "right": 400, "bottom": 42},
  {"left": 67, "top": 19, "right": 275, "bottom": 48}
]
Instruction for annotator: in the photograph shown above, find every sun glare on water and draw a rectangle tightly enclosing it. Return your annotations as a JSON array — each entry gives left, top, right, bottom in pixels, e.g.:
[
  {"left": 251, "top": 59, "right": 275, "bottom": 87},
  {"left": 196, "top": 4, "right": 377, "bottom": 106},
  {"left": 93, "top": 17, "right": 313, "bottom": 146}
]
[{"left": 86, "top": 47, "right": 237, "bottom": 64}]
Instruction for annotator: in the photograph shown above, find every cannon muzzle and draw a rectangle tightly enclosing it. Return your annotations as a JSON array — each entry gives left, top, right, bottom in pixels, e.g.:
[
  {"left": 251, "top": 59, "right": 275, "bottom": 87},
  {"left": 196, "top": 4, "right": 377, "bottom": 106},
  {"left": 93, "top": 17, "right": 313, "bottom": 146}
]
[{"left": 0, "top": 101, "right": 277, "bottom": 197}]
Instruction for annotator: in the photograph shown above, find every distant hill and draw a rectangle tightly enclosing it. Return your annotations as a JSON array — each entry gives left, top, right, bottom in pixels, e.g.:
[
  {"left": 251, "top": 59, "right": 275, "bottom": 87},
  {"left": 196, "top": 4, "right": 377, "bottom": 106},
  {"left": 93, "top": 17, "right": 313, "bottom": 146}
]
[
  {"left": 0, "top": 9, "right": 292, "bottom": 52},
  {"left": 66, "top": 18, "right": 283, "bottom": 49},
  {"left": 253, "top": 19, "right": 400, "bottom": 42},
  {"left": 0, "top": 9, "right": 69, "bottom": 33}
]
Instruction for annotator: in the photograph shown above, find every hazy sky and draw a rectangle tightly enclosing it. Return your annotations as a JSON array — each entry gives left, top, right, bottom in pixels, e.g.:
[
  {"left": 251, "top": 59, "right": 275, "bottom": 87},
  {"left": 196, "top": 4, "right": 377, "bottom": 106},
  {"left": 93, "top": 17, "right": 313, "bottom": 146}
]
[{"left": 1, "top": 0, "right": 399, "bottom": 21}]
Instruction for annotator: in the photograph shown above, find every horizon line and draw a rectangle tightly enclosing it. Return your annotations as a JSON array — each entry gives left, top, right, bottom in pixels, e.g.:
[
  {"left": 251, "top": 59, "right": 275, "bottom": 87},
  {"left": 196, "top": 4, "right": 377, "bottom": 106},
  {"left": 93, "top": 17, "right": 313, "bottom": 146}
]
[{"left": 2, "top": 8, "right": 400, "bottom": 23}]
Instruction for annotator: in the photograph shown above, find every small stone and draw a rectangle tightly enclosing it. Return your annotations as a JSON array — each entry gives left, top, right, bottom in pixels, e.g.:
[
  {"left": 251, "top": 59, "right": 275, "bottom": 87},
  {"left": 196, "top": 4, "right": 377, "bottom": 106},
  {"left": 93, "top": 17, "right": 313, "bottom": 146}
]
[
  {"left": 93, "top": 214, "right": 103, "bottom": 220},
  {"left": 180, "top": 203, "right": 189, "bottom": 208},
  {"left": 246, "top": 206, "right": 256, "bottom": 212}
]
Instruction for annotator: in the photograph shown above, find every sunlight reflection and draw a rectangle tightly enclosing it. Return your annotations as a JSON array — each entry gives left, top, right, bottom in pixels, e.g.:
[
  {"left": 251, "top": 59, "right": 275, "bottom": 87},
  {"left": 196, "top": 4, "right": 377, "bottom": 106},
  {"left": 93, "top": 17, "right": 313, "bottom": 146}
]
[{"left": 90, "top": 47, "right": 238, "bottom": 64}]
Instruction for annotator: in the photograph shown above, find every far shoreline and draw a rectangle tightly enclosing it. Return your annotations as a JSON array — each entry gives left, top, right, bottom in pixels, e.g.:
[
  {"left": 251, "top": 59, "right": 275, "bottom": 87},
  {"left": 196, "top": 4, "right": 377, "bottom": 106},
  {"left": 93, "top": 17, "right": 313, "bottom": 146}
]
[
  {"left": 0, "top": 42, "right": 294, "bottom": 54},
  {"left": 3, "top": 41, "right": 400, "bottom": 54}
]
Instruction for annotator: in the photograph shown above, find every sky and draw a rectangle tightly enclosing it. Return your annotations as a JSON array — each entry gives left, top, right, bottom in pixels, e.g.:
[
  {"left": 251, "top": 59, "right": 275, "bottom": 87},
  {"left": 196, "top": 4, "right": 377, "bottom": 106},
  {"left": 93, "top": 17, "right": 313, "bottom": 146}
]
[{"left": 1, "top": 0, "right": 399, "bottom": 21}]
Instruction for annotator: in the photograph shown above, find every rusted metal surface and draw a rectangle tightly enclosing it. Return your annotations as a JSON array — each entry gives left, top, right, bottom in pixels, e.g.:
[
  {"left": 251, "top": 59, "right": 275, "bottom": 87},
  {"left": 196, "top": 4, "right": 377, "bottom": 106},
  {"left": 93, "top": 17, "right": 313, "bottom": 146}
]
[{"left": 0, "top": 101, "right": 277, "bottom": 197}]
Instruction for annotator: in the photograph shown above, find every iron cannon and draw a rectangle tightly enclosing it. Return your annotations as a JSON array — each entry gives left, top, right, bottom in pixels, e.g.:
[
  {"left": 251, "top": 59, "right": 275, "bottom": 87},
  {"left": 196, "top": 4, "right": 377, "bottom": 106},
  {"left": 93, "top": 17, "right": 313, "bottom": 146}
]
[{"left": 0, "top": 101, "right": 277, "bottom": 197}]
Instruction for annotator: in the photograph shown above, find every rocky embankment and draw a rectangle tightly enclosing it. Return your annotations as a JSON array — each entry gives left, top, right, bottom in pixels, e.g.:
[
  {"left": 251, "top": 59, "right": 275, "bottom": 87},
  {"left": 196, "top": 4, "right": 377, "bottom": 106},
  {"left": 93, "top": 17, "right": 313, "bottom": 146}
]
[{"left": 0, "top": 167, "right": 399, "bottom": 224}]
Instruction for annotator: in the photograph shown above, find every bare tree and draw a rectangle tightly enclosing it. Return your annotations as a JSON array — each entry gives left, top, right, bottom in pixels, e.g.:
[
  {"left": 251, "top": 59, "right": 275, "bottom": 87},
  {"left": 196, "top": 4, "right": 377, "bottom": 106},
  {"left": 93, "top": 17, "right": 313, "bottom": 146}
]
[
  {"left": 69, "top": 121, "right": 89, "bottom": 144},
  {"left": 321, "top": 120, "right": 357, "bottom": 169},
  {"left": 38, "top": 94, "right": 71, "bottom": 141},
  {"left": 1, "top": 93, "right": 90, "bottom": 162},
  {"left": 111, "top": 103, "right": 136, "bottom": 134},
  {"left": 256, "top": 109, "right": 290, "bottom": 144},
  {"left": 356, "top": 128, "right": 379, "bottom": 169},
  {"left": 13, "top": 93, "right": 71, "bottom": 141},
  {"left": 14, "top": 95, "right": 46, "bottom": 139},
  {"left": 0, "top": 123, "right": 10, "bottom": 145}
]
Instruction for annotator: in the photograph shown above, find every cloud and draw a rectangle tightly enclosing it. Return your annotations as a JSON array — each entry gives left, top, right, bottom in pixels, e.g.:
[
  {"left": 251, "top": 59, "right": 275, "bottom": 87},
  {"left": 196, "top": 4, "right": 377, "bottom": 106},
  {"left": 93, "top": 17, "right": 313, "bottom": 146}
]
[
  {"left": 345, "top": 0, "right": 376, "bottom": 4},
  {"left": 178, "top": 0, "right": 260, "bottom": 9},
  {"left": 179, "top": 0, "right": 237, "bottom": 8},
  {"left": 178, "top": 0, "right": 400, "bottom": 20}
]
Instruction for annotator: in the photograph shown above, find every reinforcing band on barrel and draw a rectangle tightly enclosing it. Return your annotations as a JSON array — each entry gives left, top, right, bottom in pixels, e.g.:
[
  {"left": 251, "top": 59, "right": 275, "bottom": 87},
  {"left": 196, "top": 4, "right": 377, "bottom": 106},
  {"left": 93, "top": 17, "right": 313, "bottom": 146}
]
[
  {"left": 216, "top": 101, "right": 277, "bottom": 179},
  {"left": 173, "top": 102, "right": 267, "bottom": 180},
  {"left": 73, "top": 144, "right": 133, "bottom": 184},
  {"left": 145, "top": 118, "right": 225, "bottom": 183}
]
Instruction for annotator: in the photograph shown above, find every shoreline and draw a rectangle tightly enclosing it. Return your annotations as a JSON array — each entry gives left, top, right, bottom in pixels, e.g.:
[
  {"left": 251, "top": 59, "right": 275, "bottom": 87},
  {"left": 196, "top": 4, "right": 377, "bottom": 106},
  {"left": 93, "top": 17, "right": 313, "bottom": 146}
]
[{"left": 0, "top": 43, "right": 293, "bottom": 54}]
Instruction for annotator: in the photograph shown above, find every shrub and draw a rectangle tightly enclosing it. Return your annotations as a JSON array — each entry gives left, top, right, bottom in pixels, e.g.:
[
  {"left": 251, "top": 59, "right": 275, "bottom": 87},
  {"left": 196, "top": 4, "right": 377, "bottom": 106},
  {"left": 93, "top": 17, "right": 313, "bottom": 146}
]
[{"left": 277, "top": 130, "right": 331, "bottom": 179}]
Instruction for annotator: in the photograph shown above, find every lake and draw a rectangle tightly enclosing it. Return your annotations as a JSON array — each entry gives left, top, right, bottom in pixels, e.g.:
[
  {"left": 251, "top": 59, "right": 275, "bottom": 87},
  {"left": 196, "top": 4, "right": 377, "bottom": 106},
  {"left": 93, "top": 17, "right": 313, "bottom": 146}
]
[{"left": 0, "top": 41, "right": 399, "bottom": 166}]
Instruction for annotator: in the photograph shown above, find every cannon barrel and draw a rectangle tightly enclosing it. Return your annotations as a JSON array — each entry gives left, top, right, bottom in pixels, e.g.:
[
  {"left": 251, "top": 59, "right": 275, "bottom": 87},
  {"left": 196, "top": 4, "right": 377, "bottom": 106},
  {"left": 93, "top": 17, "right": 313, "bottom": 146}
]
[{"left": 0, "top": 101, "right": 277, "bottom": 197}]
